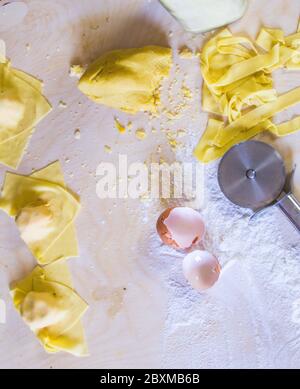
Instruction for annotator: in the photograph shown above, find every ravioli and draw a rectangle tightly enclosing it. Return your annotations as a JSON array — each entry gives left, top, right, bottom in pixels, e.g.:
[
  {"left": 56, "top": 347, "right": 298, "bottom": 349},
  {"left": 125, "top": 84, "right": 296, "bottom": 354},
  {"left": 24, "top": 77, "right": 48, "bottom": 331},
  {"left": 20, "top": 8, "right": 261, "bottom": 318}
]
[
  {"left": 0, "top": 162, "right": 80, "bottom": 265},
  {"left": 10, "top": 261, "right": 88, "bottom": 357},
  {"left": 194, "top": 22, "right": 300, "bottom": 163},
  {"left": 0, "top": 40, "right": 51, "bottom": 169},
  {"left": 78, "top": 46, "right": 172, "bottom": 114}
]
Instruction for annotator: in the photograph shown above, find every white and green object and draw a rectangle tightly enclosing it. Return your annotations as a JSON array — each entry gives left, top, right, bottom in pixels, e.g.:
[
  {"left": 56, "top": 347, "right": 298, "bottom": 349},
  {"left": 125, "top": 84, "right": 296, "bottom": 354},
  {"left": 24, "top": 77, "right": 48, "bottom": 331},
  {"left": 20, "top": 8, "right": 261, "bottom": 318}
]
[{"left": 159, "top": 0, "right": 248, "bottom": 33}]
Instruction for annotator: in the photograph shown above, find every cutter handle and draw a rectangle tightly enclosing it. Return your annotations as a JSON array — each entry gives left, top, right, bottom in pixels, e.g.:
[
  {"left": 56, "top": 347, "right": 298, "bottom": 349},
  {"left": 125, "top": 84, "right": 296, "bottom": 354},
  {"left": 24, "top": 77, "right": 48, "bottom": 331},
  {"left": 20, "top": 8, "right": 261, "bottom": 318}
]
[{"left": 277, "top": 193, "right": 300, "bottom": 233}]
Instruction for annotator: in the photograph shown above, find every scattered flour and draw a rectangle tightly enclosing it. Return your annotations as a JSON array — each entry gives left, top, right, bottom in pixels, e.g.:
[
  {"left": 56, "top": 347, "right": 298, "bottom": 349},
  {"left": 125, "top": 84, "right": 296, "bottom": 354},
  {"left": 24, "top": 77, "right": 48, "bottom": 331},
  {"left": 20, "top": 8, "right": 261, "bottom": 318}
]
[{"left": 148, "top": 158, "right": 300, "bottom": 368}]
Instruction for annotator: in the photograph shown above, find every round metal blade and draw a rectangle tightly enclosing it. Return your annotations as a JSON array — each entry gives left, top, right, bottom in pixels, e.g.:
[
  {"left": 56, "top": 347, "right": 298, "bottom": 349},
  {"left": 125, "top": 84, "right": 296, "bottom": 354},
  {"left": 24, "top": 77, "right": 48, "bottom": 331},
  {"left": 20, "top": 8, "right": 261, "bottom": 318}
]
[{"left": 218, "top": 141, "right": 286, "bottom": 210}]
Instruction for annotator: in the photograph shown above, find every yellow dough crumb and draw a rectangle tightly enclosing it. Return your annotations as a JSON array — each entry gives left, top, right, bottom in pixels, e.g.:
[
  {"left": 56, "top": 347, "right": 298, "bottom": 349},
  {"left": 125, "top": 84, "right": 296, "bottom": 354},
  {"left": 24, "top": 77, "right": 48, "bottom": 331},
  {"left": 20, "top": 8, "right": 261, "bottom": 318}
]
[
  {"left": 114, "top": 118, "right": 126, "bottom": 133},
  {"left": 59, "top": 100, "right": 67, "bottom": 108},
  {"left": 135, "top": 128, "right": 147, "bottom": 140},
  {"left": 69, "top": 64, "right": 84, "bottom": 78},
  {"left": 0, "top": 162, "right": 80, "bottom": 265},
  {"left": 104, "top": 144, "right": 112, "bottom": 153},
  {"left": 74, "top": 128, "right": 81, "bottom": 139},
  {"left": 166, "top": 131, "right": 182, "bottom": 150},
  {"left": 78, "top": 46, "right": 172, "bottom": 114},
  {"left": 177, "top": 129, "right": 186, "bottom": 138},
  {"left": 179, "top": 47, "right": 194, "bottom": 59},
  {"left": 10, "top": 261, "right": 88, "bottom": 357},
  {"left": 182, "top": 85, "right": 193, "bottom": 99}
]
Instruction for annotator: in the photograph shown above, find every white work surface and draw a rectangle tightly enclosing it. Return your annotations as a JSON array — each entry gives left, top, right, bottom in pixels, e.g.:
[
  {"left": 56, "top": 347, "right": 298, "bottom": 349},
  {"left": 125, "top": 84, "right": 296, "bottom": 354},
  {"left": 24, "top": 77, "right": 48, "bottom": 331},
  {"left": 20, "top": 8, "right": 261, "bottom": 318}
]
[{"left": 0, "top": 0, "right": 300, "bottom": 369}]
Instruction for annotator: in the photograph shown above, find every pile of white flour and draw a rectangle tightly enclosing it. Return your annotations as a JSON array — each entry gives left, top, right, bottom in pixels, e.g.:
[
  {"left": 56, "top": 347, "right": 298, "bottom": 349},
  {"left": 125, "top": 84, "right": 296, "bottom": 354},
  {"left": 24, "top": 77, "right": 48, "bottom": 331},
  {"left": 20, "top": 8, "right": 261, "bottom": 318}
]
[{"left": 154, "top": 159, "right": 300, "bottom": 368}]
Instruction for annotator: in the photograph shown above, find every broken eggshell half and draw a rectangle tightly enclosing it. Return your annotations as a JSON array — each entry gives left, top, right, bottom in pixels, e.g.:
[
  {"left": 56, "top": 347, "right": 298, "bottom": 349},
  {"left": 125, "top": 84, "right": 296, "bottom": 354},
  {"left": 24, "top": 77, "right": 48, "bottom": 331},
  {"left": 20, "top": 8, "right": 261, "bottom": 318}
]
[{"left": 156, "top": 207, "right": 205, "bottom": 250}]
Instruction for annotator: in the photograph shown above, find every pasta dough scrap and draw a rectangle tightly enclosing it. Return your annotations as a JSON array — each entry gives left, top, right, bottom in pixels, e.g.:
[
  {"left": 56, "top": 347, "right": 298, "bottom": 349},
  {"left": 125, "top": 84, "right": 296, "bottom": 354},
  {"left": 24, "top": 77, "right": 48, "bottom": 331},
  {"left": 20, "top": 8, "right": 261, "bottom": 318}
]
[
  {"left": 256, "top": 27, "right": 300, "bottom": 70},
  {"left": 0, "top": 161, "right": 80, "bottom": 265},
  {"left": 271, "top": 116, "right": 300, "bottom": 137},
  {"left": 194, "top": 118, "right": 275, "bottom": 163},
  {"left": 0, "top": 44, "right": 51, "bottom": 169},
  {"left": 78, "top": 46, "right": 172, "bottom": 114},
  {"left": 10, "top": 261, "right": 88, "bottom": 357},
  {"left": 214, "top": 86, "right": 300, "bottom": 147},
  {"left": 195, "top": 21, "right": 300, "bottom": 163}
]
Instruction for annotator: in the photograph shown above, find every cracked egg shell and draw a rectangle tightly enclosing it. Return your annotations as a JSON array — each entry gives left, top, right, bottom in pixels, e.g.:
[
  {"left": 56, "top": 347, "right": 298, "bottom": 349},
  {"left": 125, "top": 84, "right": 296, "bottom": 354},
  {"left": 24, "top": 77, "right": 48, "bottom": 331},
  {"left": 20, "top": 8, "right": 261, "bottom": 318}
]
[
  {"left": 156, "top": 207, "right": 205, "bottom": 250},
  {"left": 183, "top": 250, "right": 221, "bottom": 291}
]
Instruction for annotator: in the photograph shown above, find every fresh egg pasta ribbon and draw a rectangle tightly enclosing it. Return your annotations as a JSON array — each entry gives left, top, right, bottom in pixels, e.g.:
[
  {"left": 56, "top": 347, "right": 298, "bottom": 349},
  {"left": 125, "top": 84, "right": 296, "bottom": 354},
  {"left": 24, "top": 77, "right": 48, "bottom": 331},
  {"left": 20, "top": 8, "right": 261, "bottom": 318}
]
[
  {"left": 214, "top": 86, "right": 300, "bottom": 146},
  {"left": 195, "top": 21, "right": 300, "bottom": 163}
]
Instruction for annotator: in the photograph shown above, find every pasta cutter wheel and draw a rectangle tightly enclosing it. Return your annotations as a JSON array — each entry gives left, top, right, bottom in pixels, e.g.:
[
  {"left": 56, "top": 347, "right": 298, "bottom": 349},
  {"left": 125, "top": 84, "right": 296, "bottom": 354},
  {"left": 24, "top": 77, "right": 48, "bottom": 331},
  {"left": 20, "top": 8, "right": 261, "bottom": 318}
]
[{"left": 218, "top": 140, "right": 300, "bottom": 233}]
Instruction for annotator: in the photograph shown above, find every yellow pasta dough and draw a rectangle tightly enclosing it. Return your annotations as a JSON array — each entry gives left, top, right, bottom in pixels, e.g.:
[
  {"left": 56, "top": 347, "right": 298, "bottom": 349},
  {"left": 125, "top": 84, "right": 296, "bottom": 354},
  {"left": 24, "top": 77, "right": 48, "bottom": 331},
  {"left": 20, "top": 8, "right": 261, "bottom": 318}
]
[
  {"left": 214, "top": 86, "right": 300, "bottom": 147},
  {"left": 0, "top": 41, "right": 51, "bottom": 169},
  {"left": 10, "top": 261, "right": 88, "bottom": 357},
  {"left": 194, "top": 118, "right": 276, "bottom": 163},
  {"left": 78, "top": 46, "right": 172, "bottom": 114},
  {"left": 0, "top": 161, "right": 80, "bottom": 265},
  {"left": 195, "top": 22, "right": 300, "bottom": 163}
]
